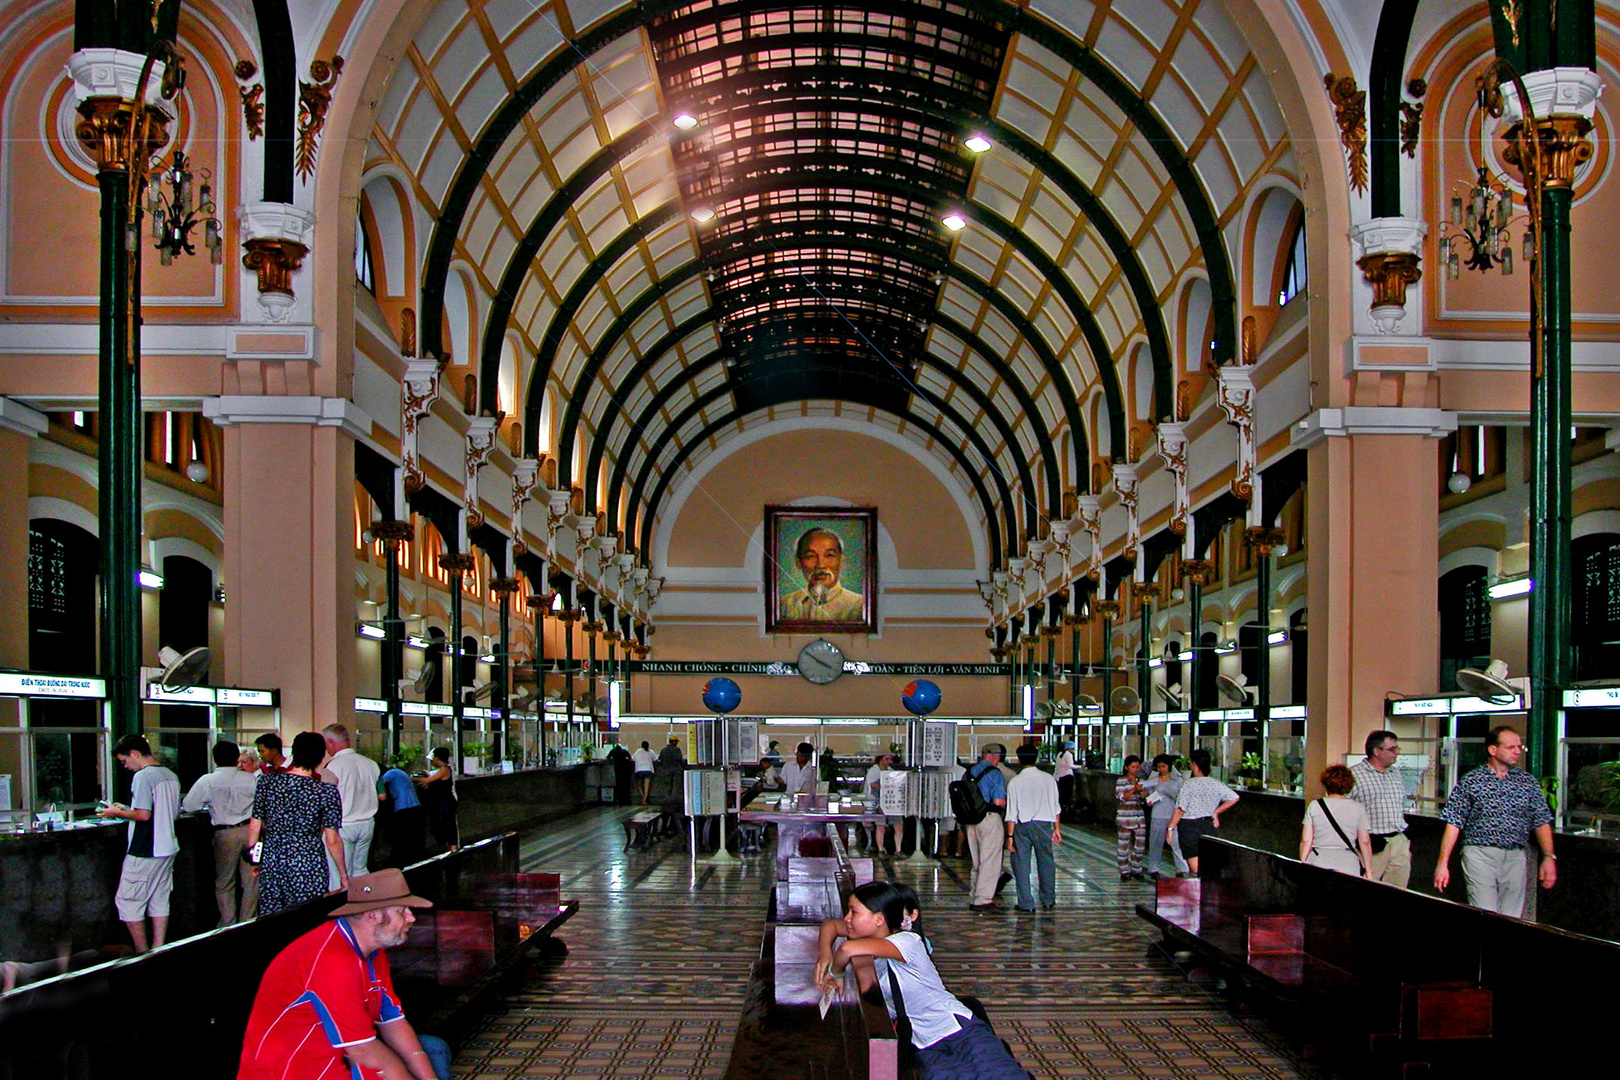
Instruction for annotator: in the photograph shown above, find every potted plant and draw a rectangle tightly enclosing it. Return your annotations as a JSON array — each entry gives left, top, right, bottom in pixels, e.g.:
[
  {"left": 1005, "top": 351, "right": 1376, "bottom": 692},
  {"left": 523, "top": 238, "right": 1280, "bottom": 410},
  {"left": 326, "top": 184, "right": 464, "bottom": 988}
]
[
  {"left": 504, "top": 743, "right": 525, "bottom": 773},
  {"left": 1238, "top": 752, "right": 1264, "bottom": 790},
  {"left": 461, "top": 741, "right": 491, "bottom": 775},
  {"left": 392, "top": 744, "right": 426, "bottom": 775}
]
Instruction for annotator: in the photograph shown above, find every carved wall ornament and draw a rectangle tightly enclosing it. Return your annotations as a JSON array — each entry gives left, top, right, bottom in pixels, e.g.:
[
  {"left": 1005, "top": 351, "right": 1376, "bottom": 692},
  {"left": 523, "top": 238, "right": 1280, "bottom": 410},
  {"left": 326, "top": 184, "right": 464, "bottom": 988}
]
[
  {"left": 1175, "top": 378, "right": 1193, "bottom": 421},
  {"left": 1324, "top": 72, "right": 1368, "bottom": 194},
  {"left": 1241, "top": 315, "right": 1256, "bottom": 365},
  {"left": 1156, "top": 423, "right": 1189, "bottom": 537},
  {"left": 1111, "top": 463, "right": 1141, "bottom": 564},
  {"left": 241, "top": 238, "right": 307, "bottom": 322},
  {"left": 233, "top": 60, "right": 264, "bottom": 141},
  {"left": 400, "top": 356, "right": 445, "bottom": 494},
  {"left": 511, "top": 457, "right": 540, "bottom": 547},
  {"left": 400, "top": 308, "right": 417, "bottom": 357},
  {"left": 295, "top": 56, "right": 344, "bottom": 183},
  {"left": 463, "top": 417, "right": 500, "bottom": 534},
  {"left": 1400, "top": 78, "right": 1427, "bottom": 158}
]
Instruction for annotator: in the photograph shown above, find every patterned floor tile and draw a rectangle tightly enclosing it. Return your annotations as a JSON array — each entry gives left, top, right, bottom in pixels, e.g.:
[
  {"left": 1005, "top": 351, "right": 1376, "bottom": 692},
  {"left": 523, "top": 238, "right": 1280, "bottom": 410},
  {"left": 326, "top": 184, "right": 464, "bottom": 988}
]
[{"left": 446, "top": 808, "right": 1317, "bottom": 1079}]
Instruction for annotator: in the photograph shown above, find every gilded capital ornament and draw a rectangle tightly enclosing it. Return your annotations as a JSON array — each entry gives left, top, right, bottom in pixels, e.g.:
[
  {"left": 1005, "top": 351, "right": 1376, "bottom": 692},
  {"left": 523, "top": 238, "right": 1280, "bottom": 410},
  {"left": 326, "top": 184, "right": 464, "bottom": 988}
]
[
  {"left": 438, "top": 552, "right": 477, "bottom": 575},
  {"left": 489, "top": 577, "right": 522, "bottom": 597},
  {"left": 1129, "top": 581, "right": 1158, "bottom": 603},
  {"left": 241, "top": 237, "right": 308, "bottom": 296},
  {"left": 1356, "top": 250, "right": 1423, "bottom": 310},
  {"left": 370, "top": 519, "right": 413, "bottom": 545},
  {"left": 1179, "top": 559, "right": 1216, "bottom": 587},
  {"left": 1092, "top": 599, "right": 1122, "bottom": 621},
  {"left": 1503, "top": 114, "right": 1594, "bottom": 190},
  {"left": 1244, "top": 526, "right": 1287, "bottom": 556},
  {"left": 75, "top": 97, "right": 171, "bottom": 173}
]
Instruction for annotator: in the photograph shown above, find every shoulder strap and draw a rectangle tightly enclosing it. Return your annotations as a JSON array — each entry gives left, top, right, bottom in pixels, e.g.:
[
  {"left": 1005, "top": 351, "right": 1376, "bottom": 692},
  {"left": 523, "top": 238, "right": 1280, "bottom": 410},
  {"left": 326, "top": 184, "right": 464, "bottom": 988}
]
[
  {"left": 1317, "top": 799, "right": 1357, "bottom": 854},
  {"left": 967, "top": 762, "right": 990, "bottom": 783},
  {"left": 885, "top": 962, "right": 915, "bottom": 1048}
]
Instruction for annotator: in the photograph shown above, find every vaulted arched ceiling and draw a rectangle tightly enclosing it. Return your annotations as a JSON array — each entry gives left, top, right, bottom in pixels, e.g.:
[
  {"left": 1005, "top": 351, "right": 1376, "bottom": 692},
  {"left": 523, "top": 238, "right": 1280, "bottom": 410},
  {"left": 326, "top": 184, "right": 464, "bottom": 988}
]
[{"left": 375, "top": 0, "right": 1294, "bottom": 566}]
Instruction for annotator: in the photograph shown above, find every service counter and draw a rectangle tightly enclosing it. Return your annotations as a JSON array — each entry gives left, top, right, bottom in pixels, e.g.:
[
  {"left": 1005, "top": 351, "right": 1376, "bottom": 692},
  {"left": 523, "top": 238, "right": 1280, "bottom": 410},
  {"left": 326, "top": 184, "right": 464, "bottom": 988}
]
[
  {"left": 1078, "top": 769, "right": 1620, "bottom": 942},
  {"left": 0, "top": 814, "right": 214, "bottom": 958},
  {"left": 452, "top": 764, "right": 588, "bottom": 840}
]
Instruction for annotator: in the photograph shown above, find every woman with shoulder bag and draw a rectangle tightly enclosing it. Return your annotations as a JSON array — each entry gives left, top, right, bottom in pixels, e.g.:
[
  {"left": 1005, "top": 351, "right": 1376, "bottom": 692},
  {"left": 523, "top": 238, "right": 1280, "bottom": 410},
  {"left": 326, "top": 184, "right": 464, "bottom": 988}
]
[{"left": 1300, "top": 764, "right": 1374, "bottom": 878}]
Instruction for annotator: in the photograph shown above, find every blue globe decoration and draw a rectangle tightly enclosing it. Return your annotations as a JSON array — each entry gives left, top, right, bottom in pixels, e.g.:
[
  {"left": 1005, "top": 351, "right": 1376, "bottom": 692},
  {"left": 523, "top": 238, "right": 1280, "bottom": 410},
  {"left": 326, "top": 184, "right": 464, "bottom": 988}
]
[
  {"left": 701, "top": 677, "right": 742, "bottom": 714},
  {"left": 901, "top": 679, "right": 942, "bottom": 716}
]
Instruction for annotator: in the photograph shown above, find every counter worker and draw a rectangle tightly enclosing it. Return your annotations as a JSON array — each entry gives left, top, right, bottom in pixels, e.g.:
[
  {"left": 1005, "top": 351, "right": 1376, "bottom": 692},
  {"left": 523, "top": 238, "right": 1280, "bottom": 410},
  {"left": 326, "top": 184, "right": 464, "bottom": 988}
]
[
  {"left": 774, "top": 743, "right": 820, "bottom": 874},
  {"left": 1349, "top": 730, "right": 1412, "bottom": 888},
  {"left": 238, "top": 869, "right": 451, "bottom": 1080},
  {"left": 321, "top": 723, "right": 380, "bottom": 884},
  {"left": 182, "top": 739, "right": 260, "bottom": 925},
  {"left": 863, "top": 752, "right": 898, "bottom": 854},
  {"left": 1054, "top": 740, "right": 1078, "bottom": 810}
]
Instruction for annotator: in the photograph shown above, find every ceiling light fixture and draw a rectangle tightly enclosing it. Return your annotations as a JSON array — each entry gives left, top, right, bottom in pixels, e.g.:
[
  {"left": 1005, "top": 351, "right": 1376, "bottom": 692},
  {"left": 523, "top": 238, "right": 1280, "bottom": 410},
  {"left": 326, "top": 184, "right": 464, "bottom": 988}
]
[
  {"left": 964, "top": 134, "right": 992, "bottom": 153},
  {"left": 672, "top": 112, "right": 699, "bottom": 131},
  {"left": 942, "top": 212, "right": 967, "bottom": 231},
  {"left": 689, "top": 206, "right": 715, "bottom": 223}
]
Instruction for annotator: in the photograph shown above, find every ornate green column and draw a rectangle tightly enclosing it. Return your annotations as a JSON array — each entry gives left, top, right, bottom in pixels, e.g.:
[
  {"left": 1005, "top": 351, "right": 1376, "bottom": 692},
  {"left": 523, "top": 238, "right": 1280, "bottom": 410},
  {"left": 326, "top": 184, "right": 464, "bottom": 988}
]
[
  {"left": 529, "top": 585, "right": 548, "bottom": 763},
  {"left": 492, "top": 577, "right": 519, "bottom": 763},
  {"left": 1245, "top": 528, "right": 1284, "bottom": 775},
  {"left": 1486, "top": 0, "right": 1596, "bottom": 778},
  {"left": 1131, "top": 582, "right": 1156, "bottom": 759},
  {"left": 74, "top": 73, "right": 171, "bottom": 745},
  {"left": 373, "top": 521, "right": 412, "bottom": 758},
  {"left": 440, "top": 553, "right": 475, "bottom": 772},
  {"left": 1094, "top": 598, "right": 1120, "bottom": 762},
  {"left": 1182, "top": 559, "right": 1216, "bottom": 761}
]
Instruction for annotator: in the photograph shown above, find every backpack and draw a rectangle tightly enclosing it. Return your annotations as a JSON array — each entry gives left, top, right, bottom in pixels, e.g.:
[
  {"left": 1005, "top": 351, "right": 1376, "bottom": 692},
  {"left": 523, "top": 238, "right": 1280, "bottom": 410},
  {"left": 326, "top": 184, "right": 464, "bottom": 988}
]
[{"left": 949, "top": 762, "right": 995, "bottom": 825}]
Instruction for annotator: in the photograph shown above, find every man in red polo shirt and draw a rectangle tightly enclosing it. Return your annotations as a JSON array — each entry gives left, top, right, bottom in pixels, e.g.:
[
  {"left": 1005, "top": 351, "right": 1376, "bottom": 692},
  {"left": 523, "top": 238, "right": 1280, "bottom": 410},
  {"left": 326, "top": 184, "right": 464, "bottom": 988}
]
[{"left": 239, "top": 869, "right": 447, "bottom": 1079}]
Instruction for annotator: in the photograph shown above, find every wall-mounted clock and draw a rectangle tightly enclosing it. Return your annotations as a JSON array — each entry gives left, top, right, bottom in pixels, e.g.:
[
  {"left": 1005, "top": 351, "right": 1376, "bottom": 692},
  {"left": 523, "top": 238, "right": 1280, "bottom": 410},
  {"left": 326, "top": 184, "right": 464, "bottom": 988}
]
[{"left": 797, "top": 638, "right": 845, "bottom": 685}]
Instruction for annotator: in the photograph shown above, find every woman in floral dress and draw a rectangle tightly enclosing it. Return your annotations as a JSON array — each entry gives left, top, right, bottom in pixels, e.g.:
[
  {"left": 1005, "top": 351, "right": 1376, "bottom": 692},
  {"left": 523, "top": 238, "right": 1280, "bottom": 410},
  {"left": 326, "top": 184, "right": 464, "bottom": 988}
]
[{"left": 246, "top": 731, "right": 345, "bottom": 915}]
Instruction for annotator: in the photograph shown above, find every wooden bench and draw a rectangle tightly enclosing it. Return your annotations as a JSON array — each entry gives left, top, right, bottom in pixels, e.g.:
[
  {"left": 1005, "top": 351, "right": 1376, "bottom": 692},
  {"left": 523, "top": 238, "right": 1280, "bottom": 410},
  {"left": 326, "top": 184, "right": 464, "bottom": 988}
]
[
  {"left": 723, "top": 824, "right": 914, "bottom": 1080},
  {"left": 1133, "top": 838, "right": 1611, "bottom": 1077},
  {"left": 623, "top": 810, "right": 664, "bottom": 849}
]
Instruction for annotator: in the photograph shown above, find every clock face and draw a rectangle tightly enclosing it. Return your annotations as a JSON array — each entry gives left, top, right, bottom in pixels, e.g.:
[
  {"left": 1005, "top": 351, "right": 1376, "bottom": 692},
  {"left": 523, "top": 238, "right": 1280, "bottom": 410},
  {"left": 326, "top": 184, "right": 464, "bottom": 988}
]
[{"left": 797, "top": 639, "right": 845, "bottom": 685}]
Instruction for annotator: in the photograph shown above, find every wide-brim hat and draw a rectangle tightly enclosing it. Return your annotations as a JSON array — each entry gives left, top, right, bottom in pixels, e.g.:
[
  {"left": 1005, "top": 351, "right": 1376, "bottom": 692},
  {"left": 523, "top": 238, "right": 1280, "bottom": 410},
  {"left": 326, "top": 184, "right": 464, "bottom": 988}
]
[{"left": 330, "top": 869, "right": 434, "bottom": 917}]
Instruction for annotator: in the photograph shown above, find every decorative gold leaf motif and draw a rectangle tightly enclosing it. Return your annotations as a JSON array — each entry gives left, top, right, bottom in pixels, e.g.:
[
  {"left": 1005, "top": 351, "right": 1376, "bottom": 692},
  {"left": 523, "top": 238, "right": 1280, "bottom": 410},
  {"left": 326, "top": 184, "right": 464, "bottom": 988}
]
[
  {"left": 295, "top": 56, "right": 344, "bottom": 183},
  {"left": 1400, "top": 78, "right": 1426, "bottom": 159},
  {"left": 1324, "top": 73, "right": 1368, "bottom": 194}
]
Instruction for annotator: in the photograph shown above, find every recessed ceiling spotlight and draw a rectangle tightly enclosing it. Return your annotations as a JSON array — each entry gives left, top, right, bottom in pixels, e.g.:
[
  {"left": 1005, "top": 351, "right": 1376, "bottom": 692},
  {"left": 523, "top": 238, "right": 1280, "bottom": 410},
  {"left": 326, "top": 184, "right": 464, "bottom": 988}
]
[
  {"left": 690, "top": 206, "right": 716, "bottom": 223},
  {"left": 672, "top": 112, "right": 699, "bottom": 131},
  {"left": 706, "top": 270, "right": 717, "bottom": 282},
  {"left": 965, "top": 134, "right": 992, "bottom": 153},
  {"left": 942, "top": 212, "right": 967, "bottom": 231},
  {"left": 931, "top": 273, "right": 944, "bottom": 285}
]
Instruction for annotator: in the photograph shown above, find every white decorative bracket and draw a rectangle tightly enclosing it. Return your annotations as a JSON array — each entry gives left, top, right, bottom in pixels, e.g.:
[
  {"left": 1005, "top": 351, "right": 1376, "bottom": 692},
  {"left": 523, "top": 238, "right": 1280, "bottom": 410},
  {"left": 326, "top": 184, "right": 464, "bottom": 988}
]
[
  {"left": 510, "top": 457, "right": 540, "bottom": 557},
  {"left": 1111, "top": 463, "right": 1141, "bottom": 566},
  {"left": 1074, "top": 494, "right": 1102, "bottom": 583},
  {"left": 1351, "top": 217, "right": 1427, "bottom": 335},
  {"left": 463, "top": 417, "right": 499, "bottom": 530},
  {"left": 237, "top": 201, "right": 315, "bottom": 325},
  {"left": 401, "top": 356, "right": 444, "bottom": 497},
  {"left": 1501, "top": 67, "right": 1603, "bottom": 124},
  {"left": 1155, "top": 422, "right": 1190, "bottom": 540},
  {"left": 1215, "top": 366, "right": 1257, "bottom": 506}
]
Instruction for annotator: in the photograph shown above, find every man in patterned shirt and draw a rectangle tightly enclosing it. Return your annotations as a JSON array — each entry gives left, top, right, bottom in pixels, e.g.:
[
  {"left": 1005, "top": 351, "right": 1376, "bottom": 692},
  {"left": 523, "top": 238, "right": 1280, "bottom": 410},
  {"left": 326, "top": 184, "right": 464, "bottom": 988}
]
[
  {"left": 1349, "top": 730, "right": 1412, "bottom": 888},
  {"left": 1433, "top": 725, "right": 1556, "bottom": 918}
]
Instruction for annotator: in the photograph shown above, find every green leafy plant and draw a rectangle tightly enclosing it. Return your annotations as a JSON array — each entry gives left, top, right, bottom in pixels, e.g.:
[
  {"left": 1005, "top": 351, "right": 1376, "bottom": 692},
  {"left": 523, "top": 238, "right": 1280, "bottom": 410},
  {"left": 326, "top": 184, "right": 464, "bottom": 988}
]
[
  {"left": 1238, "top": 752, "right": 1263, "bottom": 776},
  {"left": 1589, "top": 761, "right": 1620, "bottom": 810},
  {"left": 461, "top": 741, "right": 492, "bottom": 761},
  {"left": 392, "top": 745, "right": 426, "bottom": 774},
  {"left": 581, "top": 742, "right": 597, "bottom": 761},
  {"left": 505, "top": 743, "right": 525, "bottom": 765}
]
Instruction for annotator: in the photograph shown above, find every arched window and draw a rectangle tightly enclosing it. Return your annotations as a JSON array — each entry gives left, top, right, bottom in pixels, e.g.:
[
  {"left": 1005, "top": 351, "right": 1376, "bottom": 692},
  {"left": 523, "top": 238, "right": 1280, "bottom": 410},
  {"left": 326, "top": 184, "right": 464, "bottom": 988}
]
[
  {"left": 1277, "top": 222, "right": 1306, "bottom": 306},
  {"left": 1438, "top": 565, "right": 1492, "bottom": 691},
  {"left": 355, "top": 212, "right": 376, "bottom": 294},
  {"left": 1573, "top": 534, "right": 1620, "bottom": 680}
]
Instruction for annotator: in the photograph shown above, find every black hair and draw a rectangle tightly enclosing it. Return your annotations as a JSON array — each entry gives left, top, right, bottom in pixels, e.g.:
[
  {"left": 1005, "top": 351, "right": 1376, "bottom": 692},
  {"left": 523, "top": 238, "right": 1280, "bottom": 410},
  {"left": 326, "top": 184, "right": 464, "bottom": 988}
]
[
  {"left": 112, "top": 734, "right": 151, "bottom": 757},
  {"left": 851, "top": 880, "right": 922, "bottom": 933},
  {"left": 431, "top": 745, "right": 451, "bottom": 764},
  {"left": 1364, "top": 730, "right": 1398, "bottom": 757},
  {"left": 290, "top": 731, "right": 327, "bottom": 770},
  {"left": 796, "top": 742, "right": 815, "bottom": 755},
  {"left": 213, "top": 741, "right": 241, "bottom": 768},
  {"left": 1016, "top": 743, "right": 1038, "bottom": 764},
  {"left": 255, "top": 732, "right": 283, "bottom": 752},
  {"left": 1189, "top": 748, "right": 1213, "bottom": 776},
  {"left": 1151, "top": 753, "right": 1175, "bottom": 769},
  {"left": 641, "top": 741, "right": 650, "bottom": 749},
  {"left": 1124, "top": 754, "right": 1142, "bottom": 768}
]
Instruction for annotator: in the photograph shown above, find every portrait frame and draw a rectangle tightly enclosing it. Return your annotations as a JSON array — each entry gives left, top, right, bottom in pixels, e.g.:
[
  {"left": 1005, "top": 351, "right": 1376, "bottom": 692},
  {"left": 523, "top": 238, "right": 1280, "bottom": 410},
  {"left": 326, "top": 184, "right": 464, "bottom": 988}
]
[{"left": 764, "top": 505, "right": 878, "bottom": 633}]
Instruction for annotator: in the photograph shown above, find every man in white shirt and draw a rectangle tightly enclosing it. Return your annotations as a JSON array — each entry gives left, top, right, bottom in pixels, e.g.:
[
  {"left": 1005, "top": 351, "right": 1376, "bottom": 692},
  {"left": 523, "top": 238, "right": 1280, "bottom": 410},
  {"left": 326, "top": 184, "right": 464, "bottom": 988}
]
[
  {"left": 321, "top": 723, "right": 380, "bottom": 882},
  {"left": 98, "top": 734, "right": 181, "bottom": 952},
  {"left": 1005, "top": 743, "right": 1062, "bottom": 912},
  {"left": 779, "top": 742, "right": 819, "bottom": 797},
  {"left": 183, "top": 740, "right": 260, "bottom": 925}
]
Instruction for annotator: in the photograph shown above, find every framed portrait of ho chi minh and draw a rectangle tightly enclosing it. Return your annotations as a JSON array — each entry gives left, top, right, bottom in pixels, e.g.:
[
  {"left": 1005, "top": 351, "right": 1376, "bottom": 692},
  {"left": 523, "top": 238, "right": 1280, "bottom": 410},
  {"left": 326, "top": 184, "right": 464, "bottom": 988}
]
[{"left": 765, "top": 506, "right": 877, "bottom": 634}]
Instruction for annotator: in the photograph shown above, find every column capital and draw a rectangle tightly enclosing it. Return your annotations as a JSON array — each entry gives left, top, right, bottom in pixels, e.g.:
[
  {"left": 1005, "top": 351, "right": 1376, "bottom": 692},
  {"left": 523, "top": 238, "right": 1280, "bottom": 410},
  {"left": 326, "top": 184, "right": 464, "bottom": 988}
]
[
  {"left": 202, "top": 395, "right": 371, "bottom": 439},
  {"left": 67, "top": 48, "right": 172, "bottom": 110},
  {"left": 1291, "top": 406, "right": 1457, "bottom": 449},
  {"left": 1499, "top": 67, "right": 1603, "bottom": 126}
]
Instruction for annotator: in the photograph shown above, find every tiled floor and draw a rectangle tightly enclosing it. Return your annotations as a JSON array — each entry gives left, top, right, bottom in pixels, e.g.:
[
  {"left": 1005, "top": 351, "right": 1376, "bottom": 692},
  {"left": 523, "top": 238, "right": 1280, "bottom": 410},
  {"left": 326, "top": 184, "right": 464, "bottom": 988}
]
[{"left": 449, "top": 809, "right": 1317, "bottom": 1079}]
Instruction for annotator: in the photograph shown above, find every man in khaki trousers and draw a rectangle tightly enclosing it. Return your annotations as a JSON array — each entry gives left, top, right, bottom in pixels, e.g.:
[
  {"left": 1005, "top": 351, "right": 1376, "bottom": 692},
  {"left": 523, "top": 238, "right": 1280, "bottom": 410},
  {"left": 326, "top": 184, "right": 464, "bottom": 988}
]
[
  {"left": 966, "top": 744, "right": 1010, "bottom": 910},
  {"left": 182, "top": 741, "right": 260, "bottom": 924}
]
